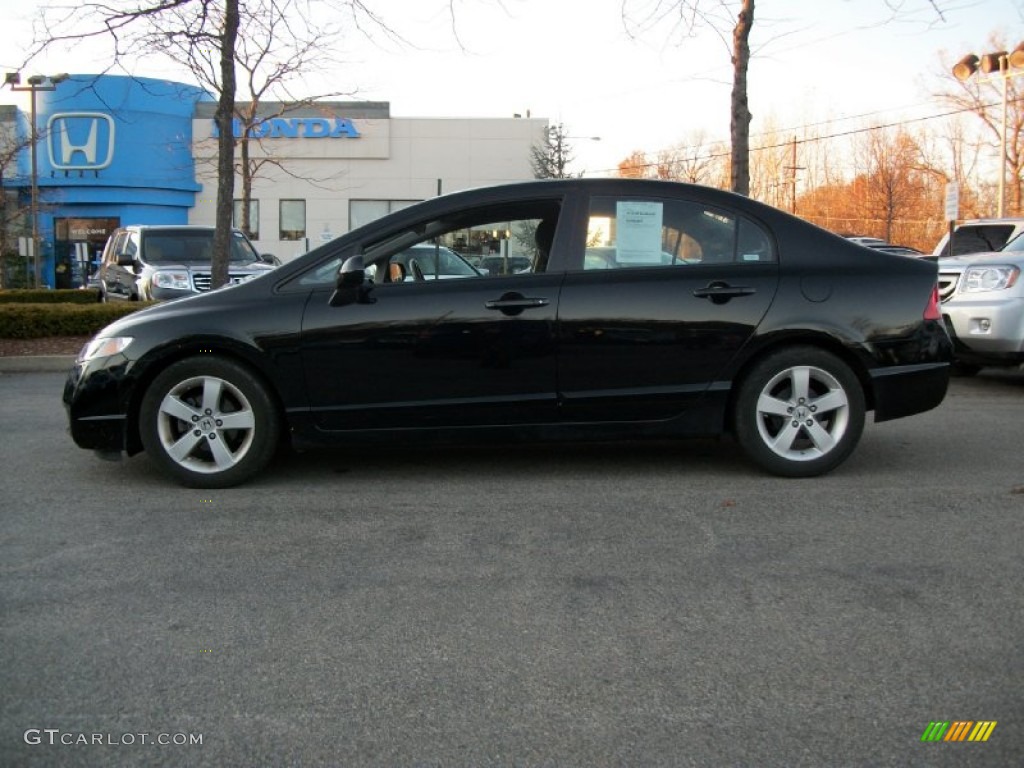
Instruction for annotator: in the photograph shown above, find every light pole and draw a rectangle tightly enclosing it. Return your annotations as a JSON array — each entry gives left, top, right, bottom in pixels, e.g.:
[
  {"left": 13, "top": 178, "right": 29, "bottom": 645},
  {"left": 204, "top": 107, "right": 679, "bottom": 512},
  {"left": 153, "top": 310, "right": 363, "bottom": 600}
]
[
  {"left": 4, "top": 71, "right": 69, "bottom": 288},
  {"left": 953, "top": 43, "right": 1024, "bottom": 218}
]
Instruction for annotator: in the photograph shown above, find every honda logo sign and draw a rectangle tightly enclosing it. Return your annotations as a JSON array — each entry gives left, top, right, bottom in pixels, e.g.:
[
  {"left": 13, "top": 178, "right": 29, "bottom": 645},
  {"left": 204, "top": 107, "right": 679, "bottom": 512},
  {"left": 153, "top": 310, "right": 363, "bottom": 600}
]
[{"left": 47, "top": 112, "right": 116, "bottom": 171}]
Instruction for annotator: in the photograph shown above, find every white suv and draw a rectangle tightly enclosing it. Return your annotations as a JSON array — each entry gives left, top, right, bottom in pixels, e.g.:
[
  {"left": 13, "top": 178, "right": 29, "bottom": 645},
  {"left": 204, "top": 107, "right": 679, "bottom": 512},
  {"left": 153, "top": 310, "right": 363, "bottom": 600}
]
[{"left": 938, "top": 233, "right": 1024, "bottom": 373}]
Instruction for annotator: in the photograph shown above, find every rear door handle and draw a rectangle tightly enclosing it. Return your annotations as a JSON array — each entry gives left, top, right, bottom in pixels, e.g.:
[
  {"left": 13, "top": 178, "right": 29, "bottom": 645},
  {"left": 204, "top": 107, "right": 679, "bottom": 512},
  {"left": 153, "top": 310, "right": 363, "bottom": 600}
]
[{"left": 692, "top": 282, "right": 756, "bottom": 304}]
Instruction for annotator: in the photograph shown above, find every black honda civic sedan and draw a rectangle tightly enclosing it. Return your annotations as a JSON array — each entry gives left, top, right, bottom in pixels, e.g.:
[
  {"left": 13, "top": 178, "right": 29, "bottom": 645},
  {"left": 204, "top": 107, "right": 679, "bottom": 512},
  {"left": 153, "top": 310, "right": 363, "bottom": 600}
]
[{"left": 64, "top": 179, "right": 952, "bottom": 487}]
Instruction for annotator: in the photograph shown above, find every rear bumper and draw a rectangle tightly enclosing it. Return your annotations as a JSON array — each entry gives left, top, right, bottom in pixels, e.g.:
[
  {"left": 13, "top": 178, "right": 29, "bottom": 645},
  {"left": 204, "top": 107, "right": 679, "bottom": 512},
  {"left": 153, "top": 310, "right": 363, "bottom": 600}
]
[{"left": 869, "top": 362, "right": 950, "bottom": 422}]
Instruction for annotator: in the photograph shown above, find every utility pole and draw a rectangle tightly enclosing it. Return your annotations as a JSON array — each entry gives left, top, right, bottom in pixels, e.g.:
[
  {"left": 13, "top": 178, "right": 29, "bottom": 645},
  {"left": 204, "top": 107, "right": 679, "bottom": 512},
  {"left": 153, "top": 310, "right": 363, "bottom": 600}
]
[{"left": 784, "top": 136, "right": 805, "bottom": 214}]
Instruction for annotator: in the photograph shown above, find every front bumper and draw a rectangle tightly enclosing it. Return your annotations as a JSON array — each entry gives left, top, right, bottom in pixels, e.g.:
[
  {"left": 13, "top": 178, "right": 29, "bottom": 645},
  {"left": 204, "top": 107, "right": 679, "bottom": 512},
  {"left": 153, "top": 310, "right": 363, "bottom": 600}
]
[
  {"left": 149, "top": 285, "right": 198, "bottom": 301},
  {"left": 942, "top": 294, "right": 1024, "bottom": 364},
  {"left": 62, "top": 354, "right": 135, "bottom": 453}
]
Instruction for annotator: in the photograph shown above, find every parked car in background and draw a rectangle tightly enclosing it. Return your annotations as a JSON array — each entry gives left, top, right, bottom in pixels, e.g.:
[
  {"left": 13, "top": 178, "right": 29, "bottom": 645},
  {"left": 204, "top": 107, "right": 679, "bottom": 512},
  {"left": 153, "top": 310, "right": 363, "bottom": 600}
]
[
  {"left": 97, "top": 225, "right": 277, "bottom": 302},
  {"left": 477, "top": 254, "right": 534, "bottom": 275},
  {"left": 385, "top": 244, "right": 481, "bottom": 281},
  {"left": 64, "top": 178, "right": 951, "bottom": 487},
  {"left": 844, "top": 236, "right": 924, "bottom": 259},
  {"left": 875, "top": 245, "right": 925, "bottom": 258},
  {"left": 845, "top": 236, "right": 889, "bottom": 248},
  {"left": 937, "top": 232, "right": 1024, "bottom": 374},
  {"left": 932, "top": 218, "right": 1024, "bottom": 258}
]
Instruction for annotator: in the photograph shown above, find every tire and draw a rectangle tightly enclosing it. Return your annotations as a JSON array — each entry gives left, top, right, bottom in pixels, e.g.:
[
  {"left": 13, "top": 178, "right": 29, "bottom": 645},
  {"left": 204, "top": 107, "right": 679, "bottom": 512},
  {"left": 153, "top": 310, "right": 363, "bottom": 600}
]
[
  {"left": 139, "top": 356, "right": 280, "bottom": 488},
  {"left": 733, "top": 347, "right": 865, "bottom": 478}
]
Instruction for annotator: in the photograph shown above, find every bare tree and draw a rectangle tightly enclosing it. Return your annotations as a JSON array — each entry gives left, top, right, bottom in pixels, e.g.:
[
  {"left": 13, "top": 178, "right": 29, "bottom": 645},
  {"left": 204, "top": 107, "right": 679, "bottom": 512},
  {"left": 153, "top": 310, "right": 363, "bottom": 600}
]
[
  {"left": 794, "top": 126, "right": 943, "bottom": 249},
  {"left": 0, "top": 107, "right": 33, "bottom": 289},
  {"left": 917, "top": 117, "right": 984, "bottom": 218},
  {"left": 617, "top": 150, "right": 657, "bottom": 178},
  {"left": 729, "top": 0, "right": 753, "bottom": 195},
  {"left": 855, "top": 127, "right": 927, "bottom": 243},
  {"left": 747, "top": 119, "right": 792, "bottom": 209},
  {"left": 654, "top": 130, "right": 727, "bottom": 185}
]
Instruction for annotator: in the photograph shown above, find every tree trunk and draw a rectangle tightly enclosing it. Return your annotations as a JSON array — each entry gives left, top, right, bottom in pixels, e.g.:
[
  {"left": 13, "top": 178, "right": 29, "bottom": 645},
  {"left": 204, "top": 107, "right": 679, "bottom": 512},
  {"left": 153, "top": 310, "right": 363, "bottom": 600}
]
[
  {"left": 241, "top": 135, "right": 252, "bottom": 236},
  {"left": 212, "top": 0, "right": 240, "bottom": 289},
  {"left": 730, "top": 0, "right": 754, "bottom": 196}
]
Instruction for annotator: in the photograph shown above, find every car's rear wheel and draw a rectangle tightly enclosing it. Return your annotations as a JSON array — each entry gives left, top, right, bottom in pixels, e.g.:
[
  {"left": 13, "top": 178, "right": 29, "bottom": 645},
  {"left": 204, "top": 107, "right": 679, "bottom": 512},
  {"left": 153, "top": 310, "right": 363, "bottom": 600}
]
[
  {"left": 139, "top": 356, "right": 279, "bottom": 488},
  {"left": 733, "top": 347, "right": 865, "bottom": 477}
]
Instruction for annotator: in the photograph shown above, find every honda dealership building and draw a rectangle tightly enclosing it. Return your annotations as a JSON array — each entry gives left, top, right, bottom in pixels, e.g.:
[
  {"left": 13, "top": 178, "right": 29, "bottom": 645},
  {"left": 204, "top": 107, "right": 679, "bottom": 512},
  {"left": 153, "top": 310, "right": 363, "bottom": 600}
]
[{"left": 0, "top": 74, "right": 547, "bottom": 288}]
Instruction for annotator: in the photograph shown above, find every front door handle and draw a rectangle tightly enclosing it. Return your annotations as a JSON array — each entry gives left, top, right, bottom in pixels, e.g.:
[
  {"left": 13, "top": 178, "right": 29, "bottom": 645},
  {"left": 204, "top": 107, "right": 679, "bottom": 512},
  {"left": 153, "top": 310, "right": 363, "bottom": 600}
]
[
  {"left": 485, "top": 292, "right": 550, "bottom": 316},
  {"left": 692, "top": 282, "right": 756, "bottom": 304}
]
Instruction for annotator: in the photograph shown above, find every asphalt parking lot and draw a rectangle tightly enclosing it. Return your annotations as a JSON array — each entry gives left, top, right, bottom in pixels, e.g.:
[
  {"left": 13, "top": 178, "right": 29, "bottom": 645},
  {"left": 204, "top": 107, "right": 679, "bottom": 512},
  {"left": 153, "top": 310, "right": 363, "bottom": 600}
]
[{"left": 1, "top": 368, "right": 1022, "bottom": 767}]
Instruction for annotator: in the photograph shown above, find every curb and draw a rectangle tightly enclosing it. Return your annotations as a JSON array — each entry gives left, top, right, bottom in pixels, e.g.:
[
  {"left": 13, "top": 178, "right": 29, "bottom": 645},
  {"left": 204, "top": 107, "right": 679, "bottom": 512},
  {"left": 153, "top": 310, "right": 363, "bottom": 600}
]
[{"left": 0, "top": 355, "right": 76, "bottom": 373}]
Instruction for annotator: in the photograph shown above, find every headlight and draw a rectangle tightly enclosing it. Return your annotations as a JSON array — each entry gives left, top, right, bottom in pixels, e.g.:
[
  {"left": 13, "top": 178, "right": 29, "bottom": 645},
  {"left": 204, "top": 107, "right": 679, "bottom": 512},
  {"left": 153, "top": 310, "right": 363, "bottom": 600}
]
[
  {"left": 79, "top": 336, "right": 133, "bottom": 361},
  {"left": 963, "top": 265, "right": 1019, "bottom": 292},
  {"left": 151, "top": 270, "right": 192, "bottom": 290}
]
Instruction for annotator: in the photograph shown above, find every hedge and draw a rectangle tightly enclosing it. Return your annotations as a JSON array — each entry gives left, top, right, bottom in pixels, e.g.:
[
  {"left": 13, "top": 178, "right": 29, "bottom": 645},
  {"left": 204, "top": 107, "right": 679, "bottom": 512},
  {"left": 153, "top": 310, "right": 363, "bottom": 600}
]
[
  {"left": 0, "top": 289, "right": 102, "bottom": 304},
  {"left": 0, "top": 302, "right": 156, "bottom": 339}
]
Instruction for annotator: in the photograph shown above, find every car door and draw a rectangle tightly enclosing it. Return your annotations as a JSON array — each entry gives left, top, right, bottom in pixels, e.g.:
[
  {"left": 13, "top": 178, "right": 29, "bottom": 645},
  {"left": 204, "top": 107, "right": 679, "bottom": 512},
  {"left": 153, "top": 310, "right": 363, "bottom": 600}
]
[
  {"left": 296, "top": 205, "right": 565, "bottom": 432},
  {"left": 556, "top": 193, "right": 780, "bottom": 422},
  {"left": 101, "top": 230, "right": 132, "bottom": 300}
]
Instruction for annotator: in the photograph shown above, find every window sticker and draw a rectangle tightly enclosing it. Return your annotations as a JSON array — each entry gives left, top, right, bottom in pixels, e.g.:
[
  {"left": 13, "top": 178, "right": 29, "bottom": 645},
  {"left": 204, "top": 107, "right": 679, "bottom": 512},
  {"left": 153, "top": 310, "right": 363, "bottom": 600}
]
[{"left": 616, "top": 201, "right": 663, "bottom": 264}]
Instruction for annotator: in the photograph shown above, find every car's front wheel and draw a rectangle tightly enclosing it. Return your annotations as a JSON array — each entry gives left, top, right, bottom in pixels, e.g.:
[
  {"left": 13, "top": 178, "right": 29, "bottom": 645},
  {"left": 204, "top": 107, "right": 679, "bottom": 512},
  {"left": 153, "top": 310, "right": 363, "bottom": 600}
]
[
  {"left": 733, "top": 347, "right": 865, "bottom": 477},
  {"left": 139, "top": 356, "right": 280, "bottom": 488}
]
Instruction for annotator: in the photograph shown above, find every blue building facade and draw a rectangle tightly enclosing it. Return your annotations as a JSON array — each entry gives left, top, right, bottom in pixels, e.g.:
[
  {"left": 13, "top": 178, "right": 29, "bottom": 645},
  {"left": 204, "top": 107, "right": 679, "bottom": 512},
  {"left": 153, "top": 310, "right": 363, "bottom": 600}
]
[{"left": 5, "top": 74, "right": 209, "bottom": 287}]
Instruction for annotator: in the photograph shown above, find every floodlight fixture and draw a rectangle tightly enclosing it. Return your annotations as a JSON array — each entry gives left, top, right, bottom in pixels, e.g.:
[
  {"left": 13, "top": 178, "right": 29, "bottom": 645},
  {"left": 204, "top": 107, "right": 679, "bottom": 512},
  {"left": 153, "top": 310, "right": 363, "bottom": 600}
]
[
  {"left": 952, "top": 43, "right": 1024, "bottom": 218},
  {"left": 953, "top": 54, "right": 979, "bottom": 81}
]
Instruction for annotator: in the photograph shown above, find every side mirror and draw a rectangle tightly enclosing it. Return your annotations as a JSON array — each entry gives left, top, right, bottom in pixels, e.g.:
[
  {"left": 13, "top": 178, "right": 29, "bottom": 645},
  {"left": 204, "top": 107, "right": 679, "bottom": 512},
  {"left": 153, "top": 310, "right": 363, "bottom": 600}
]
[
  {"left": 259, "top": 253, "right": 279, "bottom": 265},
  {"left": 116, "top": 251, "right": 135, "bottom": 267},
  {"left": 329, "top": 254, "right": 376, "bottom": 307}
]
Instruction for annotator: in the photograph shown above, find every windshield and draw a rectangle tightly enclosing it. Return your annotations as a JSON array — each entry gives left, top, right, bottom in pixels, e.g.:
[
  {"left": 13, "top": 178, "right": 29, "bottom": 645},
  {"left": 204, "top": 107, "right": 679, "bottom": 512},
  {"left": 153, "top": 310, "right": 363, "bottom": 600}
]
[
  {"left": 1001, "top": 232, "right": 1024, "bottom": 253},
  {"left": 144, "top": 231, "right": 260, "bottom": 265}
]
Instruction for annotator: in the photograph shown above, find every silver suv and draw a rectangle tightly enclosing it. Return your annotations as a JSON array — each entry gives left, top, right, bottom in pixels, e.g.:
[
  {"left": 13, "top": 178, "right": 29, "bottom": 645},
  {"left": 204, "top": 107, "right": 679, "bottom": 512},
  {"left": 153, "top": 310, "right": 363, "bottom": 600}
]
[
  {"left": 98, "top": 225, "right": 276, "bottom": 301},
  {"left": 938, "top": 233, "right": 1024, "bottom": 372}
]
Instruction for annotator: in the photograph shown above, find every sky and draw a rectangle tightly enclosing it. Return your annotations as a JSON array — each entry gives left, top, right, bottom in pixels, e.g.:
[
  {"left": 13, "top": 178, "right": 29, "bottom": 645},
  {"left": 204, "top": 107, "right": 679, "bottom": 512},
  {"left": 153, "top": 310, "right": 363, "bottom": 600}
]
[{"left": 1, "top": 0, "right": 1022, "bottom": 176}]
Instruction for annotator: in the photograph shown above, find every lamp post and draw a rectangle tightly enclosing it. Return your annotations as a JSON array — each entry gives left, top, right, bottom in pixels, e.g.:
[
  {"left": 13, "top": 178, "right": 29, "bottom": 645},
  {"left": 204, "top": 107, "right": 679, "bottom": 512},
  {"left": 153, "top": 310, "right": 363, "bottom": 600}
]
[
  {"left": 4, "top": 71, "right": 69, "bottom": 288},
  {"left": 953, "top": 43, "right": 1024, "bottom": 218}
]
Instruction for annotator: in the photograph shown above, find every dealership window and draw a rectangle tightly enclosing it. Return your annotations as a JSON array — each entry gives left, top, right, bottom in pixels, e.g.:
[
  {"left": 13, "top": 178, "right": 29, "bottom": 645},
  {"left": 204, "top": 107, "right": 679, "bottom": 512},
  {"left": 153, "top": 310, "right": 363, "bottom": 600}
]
[
  {"left": 583, "top": 197, "right": 772, "bottom": 269},
  {"left": 349, "top": 199, "right": 420, "bottom": 231},
  {"left": 280, "top": 199, "right": 306, "bottom": 241},
  {"left": 233, "top": 199, "right": 259, "bottom": 240}
]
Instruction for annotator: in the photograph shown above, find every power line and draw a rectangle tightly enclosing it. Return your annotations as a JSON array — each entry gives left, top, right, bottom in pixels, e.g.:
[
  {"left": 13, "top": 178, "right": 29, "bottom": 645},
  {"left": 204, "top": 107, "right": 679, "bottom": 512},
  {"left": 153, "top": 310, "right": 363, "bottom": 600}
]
[{"left": 597, "top": 97, "right": 1020, "bottom": 174}]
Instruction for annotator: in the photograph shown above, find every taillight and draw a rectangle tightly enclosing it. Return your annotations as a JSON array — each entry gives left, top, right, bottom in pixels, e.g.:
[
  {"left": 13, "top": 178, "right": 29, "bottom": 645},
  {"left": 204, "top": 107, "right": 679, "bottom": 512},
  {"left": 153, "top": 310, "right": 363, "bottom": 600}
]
[{"left": 924, "top": 284, "right": 941, "bottom": 321}]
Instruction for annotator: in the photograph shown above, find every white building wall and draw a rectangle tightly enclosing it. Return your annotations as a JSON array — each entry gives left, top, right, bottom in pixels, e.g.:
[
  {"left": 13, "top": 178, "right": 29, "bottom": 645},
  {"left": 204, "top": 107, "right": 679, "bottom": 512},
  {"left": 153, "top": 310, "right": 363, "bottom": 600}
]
[{"left": 191, "top": 108, "right": 547, "bottom": 261}]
